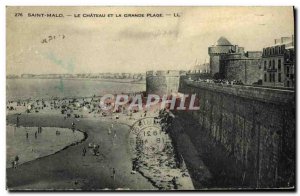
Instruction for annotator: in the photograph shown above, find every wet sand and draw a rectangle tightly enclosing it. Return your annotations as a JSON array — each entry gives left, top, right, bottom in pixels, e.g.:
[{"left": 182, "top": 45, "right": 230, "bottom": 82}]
[
  {"left": 6, "top": 113, "right": 156, "bottom": 190},
  {"left": 7, "top": 125, "right": 85, "bottom": 168}
]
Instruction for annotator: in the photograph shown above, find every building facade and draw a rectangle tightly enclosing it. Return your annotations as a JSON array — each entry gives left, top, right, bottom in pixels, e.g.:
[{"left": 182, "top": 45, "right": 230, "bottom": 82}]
[{"left": 262, "top": 35, "right": 295, "bottom": 88}]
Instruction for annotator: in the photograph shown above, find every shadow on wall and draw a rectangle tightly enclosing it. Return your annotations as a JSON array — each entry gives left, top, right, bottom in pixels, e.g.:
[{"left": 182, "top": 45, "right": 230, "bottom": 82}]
[{"left": 169, "top": 114, "right": 246, "bottom": 189}]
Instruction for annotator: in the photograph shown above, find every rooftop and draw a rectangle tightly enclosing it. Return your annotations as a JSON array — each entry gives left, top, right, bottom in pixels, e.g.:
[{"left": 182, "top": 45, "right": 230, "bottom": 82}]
[
  {"left": 272, "top": 35, "right": 294, "bottom": 47},
  {"left": 215, "top": 36, "right": 233, "bottom": 46}
]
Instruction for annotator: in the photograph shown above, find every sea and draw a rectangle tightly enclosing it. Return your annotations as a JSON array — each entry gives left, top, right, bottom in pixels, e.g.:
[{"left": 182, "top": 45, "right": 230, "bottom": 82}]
[
  {"left": 6, "top": 78, "right": 146, "bottom": 101},
  {"left": 7, "top": 125, "right": 85, "bottom": 168}
]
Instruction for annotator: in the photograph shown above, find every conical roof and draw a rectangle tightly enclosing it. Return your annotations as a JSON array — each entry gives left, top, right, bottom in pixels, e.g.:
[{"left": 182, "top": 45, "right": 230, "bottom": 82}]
[{"left": 215, "top": 36, "right": 232, "bottom": 46}]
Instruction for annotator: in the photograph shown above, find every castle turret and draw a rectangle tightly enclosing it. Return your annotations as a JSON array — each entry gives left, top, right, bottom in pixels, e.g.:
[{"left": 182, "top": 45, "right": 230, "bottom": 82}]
[
  {"left": 146, "top": 70, "right": 183, "bottom": 96},
  {"left": 208, "top": 37, "right": 240, "bottom": 76}
]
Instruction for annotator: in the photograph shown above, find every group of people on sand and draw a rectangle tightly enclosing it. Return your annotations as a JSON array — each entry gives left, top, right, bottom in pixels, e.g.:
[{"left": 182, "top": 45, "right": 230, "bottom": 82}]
[
  {"left": 82, "top": 143, "right": 100, "bottom": 157},
  {"left": 82, "top": 123, "right": 118, "bottom": 157},
  {"left": 26, "top": 126, "right": 43, "bottom": 140},
  {"left": 79, "top": 121, "right": 119, "bottom": 181},
  {"left": 8, "top": 94, "right": 154, "bottom": 124}
]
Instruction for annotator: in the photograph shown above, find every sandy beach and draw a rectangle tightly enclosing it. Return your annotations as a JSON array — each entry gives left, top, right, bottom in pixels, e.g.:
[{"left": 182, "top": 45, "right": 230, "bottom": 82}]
[
  {"left": 6, "top": 91, "right": 195, "bottom": 191},
  {"left": 6, "top": 125, "right": 85, "bottom": 168},
  {"left": 6, "top": 113, "right": 156, "bottom": 190}
]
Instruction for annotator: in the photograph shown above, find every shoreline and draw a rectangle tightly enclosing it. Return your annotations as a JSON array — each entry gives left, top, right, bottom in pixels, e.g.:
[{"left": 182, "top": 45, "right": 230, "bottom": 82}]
[
  {"left": 6, "top": 113, "right": 156, "bottom": 190},
  {"left": 6, "top": 123, "right": 88, "bottom": 169},
  {"left": 7, "top": 77, "right": 146, "bottom": 84}
]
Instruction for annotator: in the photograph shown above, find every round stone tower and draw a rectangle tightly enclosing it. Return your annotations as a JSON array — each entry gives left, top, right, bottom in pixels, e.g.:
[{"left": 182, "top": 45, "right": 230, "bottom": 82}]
[
  {"left": 208, "top": 37, "right": 240, "bottom": 75},
  {"left": 146, "top": 70, "right": 182, "bottom": 97}
]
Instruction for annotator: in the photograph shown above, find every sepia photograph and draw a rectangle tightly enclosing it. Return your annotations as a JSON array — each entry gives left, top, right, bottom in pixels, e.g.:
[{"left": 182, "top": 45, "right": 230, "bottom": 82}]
[{"left": 5, "top": 6, "right": 295, "bottom": 191}]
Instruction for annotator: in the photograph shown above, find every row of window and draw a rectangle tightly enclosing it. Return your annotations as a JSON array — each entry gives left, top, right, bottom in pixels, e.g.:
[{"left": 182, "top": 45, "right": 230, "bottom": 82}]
[
  {"left": 263, "top": 59, "right": 282, "bottom": 71},
  {"left": 263, "top": 45, "right": 285, "bottom": 56},
  {"left": 264, "top": 73, "right": 282, "bottom": 83}
]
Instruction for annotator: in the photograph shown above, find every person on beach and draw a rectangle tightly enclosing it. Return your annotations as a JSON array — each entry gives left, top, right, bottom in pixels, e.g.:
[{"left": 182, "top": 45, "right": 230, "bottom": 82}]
[
  {"left": 35, "top": 132, "right": 37, "bottom": 139},
  {"left": 112, "top": 168, "right": 116, "bottom": 180},
  {"left": 26, "top": 132, "right": 28, "bottom": 139},
  {"left": 93, "top": 144, "right": 99, "bottom": 156},
  {"left": 131, "top": 158, "right": 138, "bottom": 174},
  {"left": 13, "top": 156, "right": 19, "bottom": 169},
  {"left": 172, "top": 177, "right": 178, "bottom": 189},
  {"left": 108, "top": 127, "right": 111, "bottom": 135},
  {"left": 82, "top": 147, "right": 87, "bottom": 156},
  {"left": 16, "top": 115, "right": 19, "bottom": 127},
  {"left": 15, "top": 155, "right": 19, "bottom": 163},
  {"left": 72, "top": 121, "right": 76, "bottom": 132}
]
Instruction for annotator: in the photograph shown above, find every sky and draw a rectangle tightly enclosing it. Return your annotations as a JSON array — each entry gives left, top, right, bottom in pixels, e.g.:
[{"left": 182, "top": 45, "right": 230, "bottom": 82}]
[{"left": 6, "top": 6, "right": 294, "bottom": 75}]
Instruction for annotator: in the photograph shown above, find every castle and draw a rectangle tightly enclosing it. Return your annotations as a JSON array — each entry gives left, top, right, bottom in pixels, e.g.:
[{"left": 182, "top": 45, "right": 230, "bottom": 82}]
[
  {"left": 209, "top": 37, "right": 262, "bottom": 85},
  {"left": 144, "top": 35, "right": 295, "bottom": 188},
  {"left": 146, "top": 35, "right": 294, "bottom": 93}
]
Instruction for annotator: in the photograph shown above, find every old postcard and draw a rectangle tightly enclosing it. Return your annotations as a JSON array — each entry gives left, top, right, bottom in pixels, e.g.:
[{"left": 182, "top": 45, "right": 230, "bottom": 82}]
[{"left": 6, "top": 6, "right": 295, "bottom": 191}]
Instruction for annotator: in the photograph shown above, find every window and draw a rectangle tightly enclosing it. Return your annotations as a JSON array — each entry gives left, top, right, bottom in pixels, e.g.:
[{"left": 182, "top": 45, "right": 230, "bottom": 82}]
[
  {"left": 272, "top": 60, "right": 275, "bottom": 70},
  {"left": 264, "top": 73, "right": 267, "bottom": 82},
  {"left": 269, "top": 73, "right": 272, "bottom": 82},
  {"left": 278, "top": 59, "right": 281, "bottom": 71},
  {"left": 278, "top": 73, "right": 281, "bottom": 82},
  {"left": 269, "top": 60, "right": 271, "bottom": 69},
  {"left": 264, "top": 61, "right": 267, "bottom": 70}
]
